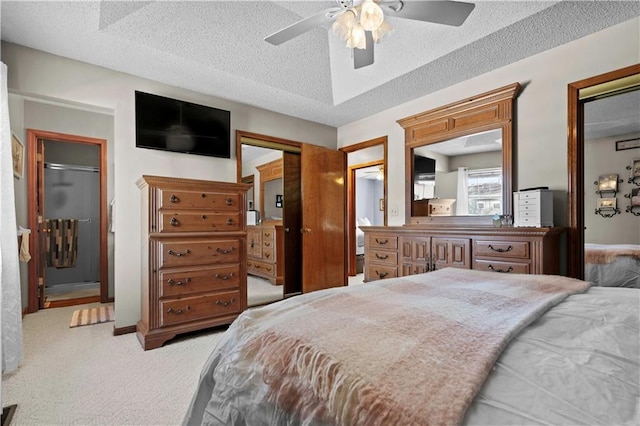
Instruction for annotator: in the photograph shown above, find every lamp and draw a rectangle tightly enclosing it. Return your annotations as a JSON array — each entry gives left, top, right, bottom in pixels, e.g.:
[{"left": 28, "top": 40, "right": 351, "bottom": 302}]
[{"left": 331, "top": 0, "right": 392, "bottom": 49}]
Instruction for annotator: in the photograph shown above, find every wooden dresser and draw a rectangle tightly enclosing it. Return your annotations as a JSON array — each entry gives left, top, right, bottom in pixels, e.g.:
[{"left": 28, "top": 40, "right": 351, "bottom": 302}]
[
  {"left": 363, "top": 225, "right": 564, "bottom": 282},
  {"left": 247, "top": 223, "right": 284, "bottom": 285},
  {"left": 137, "top": 175, "right": 249, "bottom": 350}
]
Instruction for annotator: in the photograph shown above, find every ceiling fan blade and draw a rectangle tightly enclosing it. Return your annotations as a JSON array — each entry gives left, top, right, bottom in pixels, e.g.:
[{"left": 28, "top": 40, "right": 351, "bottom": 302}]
[
  {"left": 265, "top": 8, "right": 339, "bottom": 46},
  {"left": 382, "top": 1, "right": 475, "bottom": 27},
  {"left": 354, "top": 32, "right": 374, "bottom": 69}
]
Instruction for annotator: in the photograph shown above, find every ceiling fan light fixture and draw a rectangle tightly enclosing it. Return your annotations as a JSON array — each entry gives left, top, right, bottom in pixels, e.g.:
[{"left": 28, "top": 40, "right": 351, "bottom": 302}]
[
  {"left": 360, "top": 0, "right": 384, "bottom": 31},
  {"left": 346, "top": 23, "right": 367, "bottom": 49},
  {"left": 372, "top": 19, "right": 393, "bottom": 42},
  {"left": 331, "top": 9, "right": 357, "bottom": 41}
]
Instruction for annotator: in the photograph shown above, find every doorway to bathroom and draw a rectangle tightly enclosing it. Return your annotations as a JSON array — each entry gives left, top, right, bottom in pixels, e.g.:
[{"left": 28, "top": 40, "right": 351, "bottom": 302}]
[{"left": 26, "top": 130, "right": 108, "bottom": 312}]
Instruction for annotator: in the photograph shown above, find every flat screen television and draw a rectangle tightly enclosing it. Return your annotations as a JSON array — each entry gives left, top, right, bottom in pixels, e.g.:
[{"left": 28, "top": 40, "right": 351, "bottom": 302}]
[
  {"left": 135, "top": 91, "right": 231, "bottom": 158},
  {"left": 414, "top": 154, "right": 436, "bottom": 181}
]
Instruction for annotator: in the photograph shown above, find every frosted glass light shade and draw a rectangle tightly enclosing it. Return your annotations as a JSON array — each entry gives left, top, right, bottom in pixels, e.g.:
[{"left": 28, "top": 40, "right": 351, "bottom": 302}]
[{"left": 360, "top": 0, "right": 384, "bottom": 31}]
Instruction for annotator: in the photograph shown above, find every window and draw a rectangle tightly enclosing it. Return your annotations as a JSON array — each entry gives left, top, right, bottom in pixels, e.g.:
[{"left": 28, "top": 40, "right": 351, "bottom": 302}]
[{"left": 467, "top": 167, "right": 502, "bottom": 215}]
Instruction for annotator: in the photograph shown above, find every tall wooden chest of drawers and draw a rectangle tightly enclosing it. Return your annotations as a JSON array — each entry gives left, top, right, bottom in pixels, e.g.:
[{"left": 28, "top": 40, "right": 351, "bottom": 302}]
[{"left": 137, "top": 175, "right": 250, "bottom": 350}]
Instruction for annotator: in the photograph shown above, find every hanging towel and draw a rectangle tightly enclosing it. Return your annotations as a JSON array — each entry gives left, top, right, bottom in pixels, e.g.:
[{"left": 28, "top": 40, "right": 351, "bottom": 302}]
[
  {"left": 18, "top": 226, "right": 31, "bottom": 262},
  {"left": 45, "top": 219, "right": 78, "bottom": 268}
]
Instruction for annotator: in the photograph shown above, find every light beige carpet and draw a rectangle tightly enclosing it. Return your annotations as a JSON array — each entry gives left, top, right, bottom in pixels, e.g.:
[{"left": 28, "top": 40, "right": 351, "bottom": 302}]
[
  {"left": 247, "top": 275, "right": 283, "bottom": 307},
  {"left": 69, "top": 305, "right": 114, "bottom": 328}
]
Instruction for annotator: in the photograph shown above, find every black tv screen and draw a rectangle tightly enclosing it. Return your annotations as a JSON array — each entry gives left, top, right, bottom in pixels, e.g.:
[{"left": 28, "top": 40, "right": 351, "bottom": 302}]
[
  {"left": 135, "top": 91, "right": 231, "bottom": 158},
  {"left": 414, "top": 154, "right": 436, "bottom": 181}
]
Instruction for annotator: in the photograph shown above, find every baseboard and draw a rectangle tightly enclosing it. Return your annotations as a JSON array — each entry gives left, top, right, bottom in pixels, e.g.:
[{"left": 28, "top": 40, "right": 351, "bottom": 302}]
[
  {"left": 113, "top": 325, "right": 136, "bottom": 336},
  {"left": 2, "top": 404, "right": 17, "bottom": 426}
]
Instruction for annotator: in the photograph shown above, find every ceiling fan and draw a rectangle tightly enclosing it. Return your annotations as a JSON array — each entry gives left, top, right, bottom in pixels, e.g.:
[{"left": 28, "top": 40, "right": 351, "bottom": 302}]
[{"left": 265, "top": 0, "right": 475, "bottom": 69}]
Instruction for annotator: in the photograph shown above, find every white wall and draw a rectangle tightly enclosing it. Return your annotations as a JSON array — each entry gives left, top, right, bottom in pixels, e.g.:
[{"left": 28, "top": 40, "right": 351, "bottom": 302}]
[
  {"left": 584, "top": 132, "right": 640, "bottom": 244},
  {"left": 338, "top": 18, "right": 640, "bottom": 227},
  {"left": 2, "top": 42, "right": 337, "bottom": 328}
]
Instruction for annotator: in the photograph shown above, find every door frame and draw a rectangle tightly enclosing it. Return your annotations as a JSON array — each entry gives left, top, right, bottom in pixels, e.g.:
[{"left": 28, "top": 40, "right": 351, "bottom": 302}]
[
  {"left": 26, "top": 129, "right": 109, "bottom": 313},
  {"left": 340, "top": 136, "right": 388, "bottom": 276},
  {"left": 567, "top": 64, "right": 640, "bottom": 279}
]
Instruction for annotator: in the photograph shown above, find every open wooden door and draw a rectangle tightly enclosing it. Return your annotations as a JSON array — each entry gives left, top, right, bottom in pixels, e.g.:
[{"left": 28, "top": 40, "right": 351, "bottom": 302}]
[
  {"left": 282, "top": 152, "right": 302, "bottom": 297},
  {"left": 35, "top": 139, "right": 46, "bottom": 309},
  {"left": 300, "top": 144, "right": 346, "bottom": 292}
]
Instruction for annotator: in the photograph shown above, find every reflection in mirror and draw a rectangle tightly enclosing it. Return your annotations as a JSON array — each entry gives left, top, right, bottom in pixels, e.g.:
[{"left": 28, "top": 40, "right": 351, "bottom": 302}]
[
  {"left": 412, "top": 128, "right": 503, "bottom": 217},
  {"left": 583, "top": 87, "right": 640, "bottom": 287},
  {"left": 241, "top": 144, "right": 283, "bottom": 221}
]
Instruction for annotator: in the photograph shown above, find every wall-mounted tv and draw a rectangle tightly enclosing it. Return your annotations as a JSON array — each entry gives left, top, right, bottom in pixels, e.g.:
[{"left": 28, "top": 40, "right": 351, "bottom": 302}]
[{"left": 135, "top": 91, "right": 231, "bottom": 158}]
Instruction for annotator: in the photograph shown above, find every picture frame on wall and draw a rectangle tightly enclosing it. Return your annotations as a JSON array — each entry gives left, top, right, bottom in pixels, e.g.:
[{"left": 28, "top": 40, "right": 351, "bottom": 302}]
[
  {"left": 633, "top": 159, "right": 640, "bottom": 178},
  {"left": 632, "top": 188, "right": 640, "bottom": 207},
  {"left": 11, "top": 133, "right": 24, "bottom": 179},
  {"left": 615, "top": 138, "right": 640, "bottom": 151},
  {"left": 597, "top": 197, "right": 616, "bottom": 209},
  {"left": 597, "top": 174, "right": 619, "bottom": 192}
]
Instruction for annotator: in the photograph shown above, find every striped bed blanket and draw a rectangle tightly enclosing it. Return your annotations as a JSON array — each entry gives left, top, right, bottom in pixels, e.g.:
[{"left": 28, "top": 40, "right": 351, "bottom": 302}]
[
  {"left": 584, "top": 243, "right": 640, "bottom": 264},
  {"left": 184, "top": 268, "right": 591, "bottom": 425}
]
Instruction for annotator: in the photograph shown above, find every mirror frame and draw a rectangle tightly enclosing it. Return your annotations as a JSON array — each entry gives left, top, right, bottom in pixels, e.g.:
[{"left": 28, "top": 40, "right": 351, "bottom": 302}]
[
  {"left": 567, "top": 64, "right": 640, "bottom": 279},
  {"left": 398, "top": 83, "right": 520, "bottom": 225}
]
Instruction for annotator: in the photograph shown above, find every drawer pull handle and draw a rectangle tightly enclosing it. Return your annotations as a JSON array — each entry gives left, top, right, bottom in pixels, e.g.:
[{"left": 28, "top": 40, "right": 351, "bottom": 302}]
[
  {"left": 168, "top": 249, "right": 191, "bottom": 257},
  {"left": 226, "top": 197, "right": 233, "bottom": 205},
  {"left": 167, "top": 305, "right": 191, "bottom": 314},
  {"left": 264, "top": 242, "right": 271, "bottom": 247},
  {"left": 488, "top": 265, "right": 514, "bottom": 273},
  {"left": 247, "top": 261, "right": 252, "bottom": 267},
  {"left": 201, "top": 215, "right": 207, "bottom": 219},
  {"left": 266, "top": 267, "right": 272, "bottom": 272},
  {"left": 250, "top": 240, "right": 255, "bottom": 248},
  {"left": 216, "top": 298, "right": 236, "bottom": 307},
  {"left": 488, "top": 244, "right": 512, "bottom": 253},
  {"left": 215, "top": 272, "right": 235, "bottom": 280},
  {"left": 375, "top": 253, "right": 389, "bottom": 260},
  {"left": 375, "top": 238, "right": 389, "bottom": 245},
  {"left": 169, "top": 194, "right": 179, "bottom": 203},
  {"left": 216, "top": 247, "right": 235, "bottom": 255},
  {"left": 376, "top": 270, "right": 389, "bottom": 279},
  {"left": 226, "top": 218, "right": 234, "bottom": 225},
  {"left": 170, "top": 217, "right": 180, "bottom": 227},
  {"left": 264, "top": 253, "right": 270, "bottom": 258},
  {"left": 264, "top": 233, "right": 271, "bottom": 237},
  {"left": 201, "top": 193, "right": 207, "bottom": 198},
  {"left": 167, "top": 277, "right": 191, "bottom": 286}
]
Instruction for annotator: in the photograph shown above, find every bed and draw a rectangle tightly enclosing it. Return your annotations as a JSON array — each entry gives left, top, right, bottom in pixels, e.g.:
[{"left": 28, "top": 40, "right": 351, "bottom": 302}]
[
  {"left": 584, "top": 243, "right": 640, "bottom": 288},
  {"left": 184, "top": 268, "right": 639, "bottom": 425}
]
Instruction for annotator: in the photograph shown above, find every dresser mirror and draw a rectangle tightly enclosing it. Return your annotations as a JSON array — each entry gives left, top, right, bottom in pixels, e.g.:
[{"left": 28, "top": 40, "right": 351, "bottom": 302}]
[{"left": 398, "top": 83, "right": 520, "bottom": 225}]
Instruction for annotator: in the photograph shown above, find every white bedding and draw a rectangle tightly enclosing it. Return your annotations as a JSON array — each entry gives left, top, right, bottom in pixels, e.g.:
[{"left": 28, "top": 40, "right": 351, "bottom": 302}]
[
  {"left": 585, "top": 243, "right": 640, "bottom": 288},
  {"left": 355, "top": 227, "right": 365, "bottom": 255},
  {"left": 184, "top": 271, "right": 639, "bottom": 425}
]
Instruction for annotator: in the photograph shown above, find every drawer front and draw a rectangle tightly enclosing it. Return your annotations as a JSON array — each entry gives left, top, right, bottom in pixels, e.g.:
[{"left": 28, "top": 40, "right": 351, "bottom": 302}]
[
  {"left": 369, "top": 249, "right": 398, "bottom": 265},
  {"left": 158, "top": 239, "right": 241, "bottom": 268},
  {"left": 402, "top": 262, "right": 429, "bottom": 276},
  {"left": 262, "top": 248, "right": 276, "bottom": 262},
  {"left": 160, "top": 290, "right": 240, "bottom": 327},
  {"left": 158, "top": 189, "right": 241, "bottom": 211},
  {"left": 366, "top": 264, "right": 398, "bottom": 281},
  {"left": 366, "top": 234, "right": 398, "bottom": 249},
  {"left": 158, "top": 212, "right": 242, "bottom": 232},
  {"left": 519, "top": 192, "right": 541, "bottom": 201},
  {"left": 474, "top": 240, "right": 530, "bottom": 259},
  {"left": 516, "top": 217, "right": 542, "bottom": 226},
  {"left": 474, "top": 260, "right": 530, "bottom": 274},
  {"left": 158, "top": 265, "right": 240, "bottom": 298},
  {"left": 248, "top": 259, "right": 276, "bottom": 277},
  {"left": 262, "top": 230, "right": 276, "bottom": 241}
]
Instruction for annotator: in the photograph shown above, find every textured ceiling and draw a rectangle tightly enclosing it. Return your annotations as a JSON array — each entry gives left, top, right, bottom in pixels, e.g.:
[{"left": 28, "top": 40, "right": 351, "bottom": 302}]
[{"left": 1, "top": 1, "right": 639, "bottom": 127}]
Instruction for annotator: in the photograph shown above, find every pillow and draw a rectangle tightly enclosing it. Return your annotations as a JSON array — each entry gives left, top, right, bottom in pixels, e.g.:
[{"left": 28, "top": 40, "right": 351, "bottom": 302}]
[{"left": 357, "top": 217, "right": 372, "bottom": 227}]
